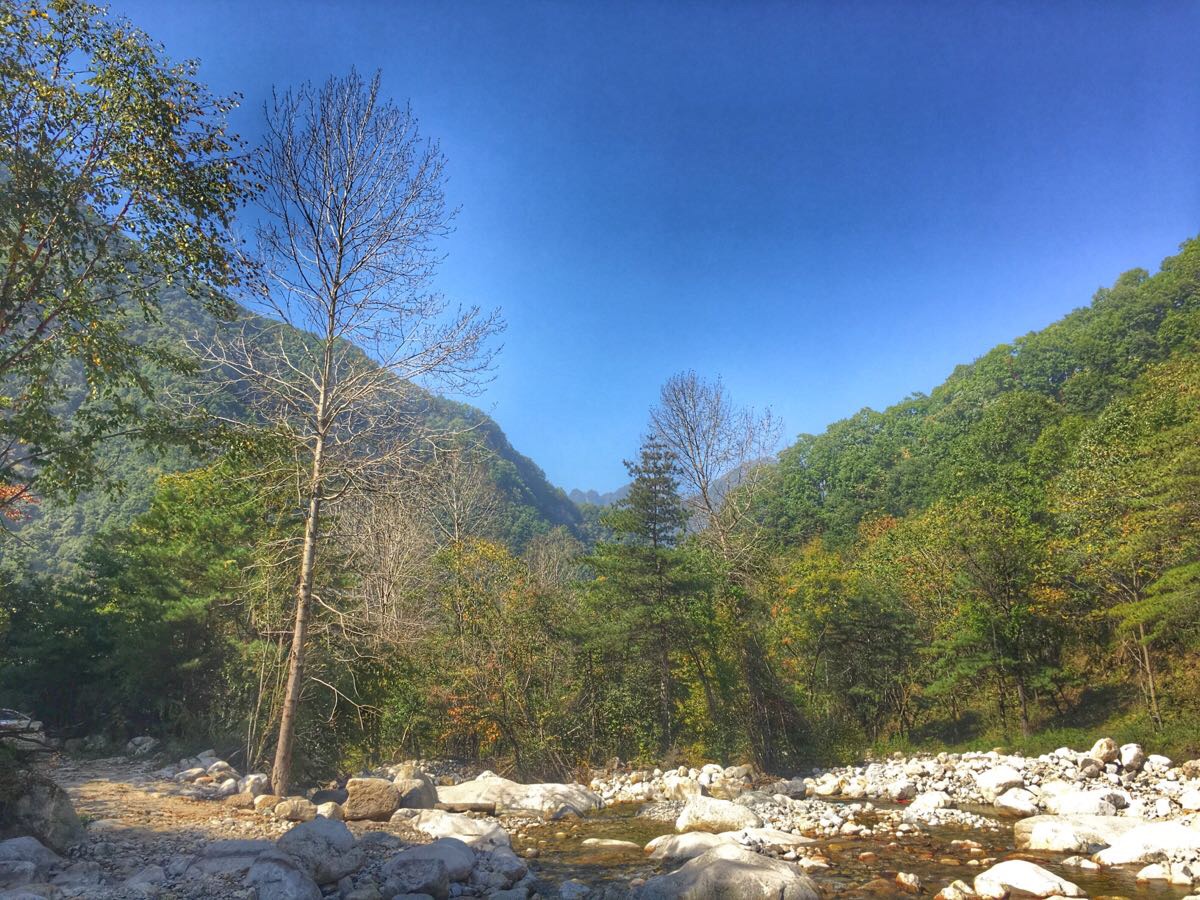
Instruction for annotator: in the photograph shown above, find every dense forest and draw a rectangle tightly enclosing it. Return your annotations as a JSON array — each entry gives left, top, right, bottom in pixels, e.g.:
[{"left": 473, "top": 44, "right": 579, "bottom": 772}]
[{"left": 2, "top": 1, "right": 1198, "bottom": 791}]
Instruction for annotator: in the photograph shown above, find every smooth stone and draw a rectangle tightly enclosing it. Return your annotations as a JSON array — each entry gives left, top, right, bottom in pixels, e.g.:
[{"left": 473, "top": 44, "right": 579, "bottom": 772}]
[
  {"left": 639, "top": 844, "right": 820, "bottom": 900},
  {"left": 974, "top": 860, "right": 1084, "bottom": 898},
  {"left": 675, "top": 796, "right": 764, "bottom": 833}
]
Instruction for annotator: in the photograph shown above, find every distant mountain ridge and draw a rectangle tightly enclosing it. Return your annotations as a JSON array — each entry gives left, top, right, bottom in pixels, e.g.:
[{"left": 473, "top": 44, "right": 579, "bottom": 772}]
[
  {"left": 568, "top": 485, "right": 631, "bottom": 507},
  {"left": 5, "top": 289, "right": 581, "bottom": 572}
]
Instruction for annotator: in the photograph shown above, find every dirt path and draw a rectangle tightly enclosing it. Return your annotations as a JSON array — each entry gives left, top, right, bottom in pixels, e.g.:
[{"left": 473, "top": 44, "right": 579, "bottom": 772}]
[{"left": 30, "top": 755, "right": 418, "bottom": 899}]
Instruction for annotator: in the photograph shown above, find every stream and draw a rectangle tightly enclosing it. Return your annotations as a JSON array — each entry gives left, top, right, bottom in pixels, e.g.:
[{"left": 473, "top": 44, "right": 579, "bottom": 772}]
[{"left": 509, "top": 802, "right": 1193, "bottom": 898}]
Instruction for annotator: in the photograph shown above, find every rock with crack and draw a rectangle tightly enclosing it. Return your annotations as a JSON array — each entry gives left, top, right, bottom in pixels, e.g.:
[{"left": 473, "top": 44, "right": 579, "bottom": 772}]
[
  {"left": 277, "top": 816, "right": 365, "bottom": 884},
  {"left": 638, "top": 844, "right": 821, "bottom": 900},
  {"left": 974, "top": 860, "right": 1084, "bottom": 899},
  {"left": 675, "top": 796, "right": 764, "bottom": 833}
]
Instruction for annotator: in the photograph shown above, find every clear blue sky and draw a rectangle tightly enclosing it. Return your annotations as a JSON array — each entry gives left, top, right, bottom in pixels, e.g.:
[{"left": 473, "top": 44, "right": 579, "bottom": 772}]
[{"left": 113, "top": 0, "right": 1200, "bottom": 493}]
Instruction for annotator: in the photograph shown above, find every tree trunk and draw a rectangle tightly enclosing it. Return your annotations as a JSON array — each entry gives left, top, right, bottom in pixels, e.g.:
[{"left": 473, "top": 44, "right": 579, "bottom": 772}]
[
  {"left": 1138, "top": 623, "right": 1163, "bottom": 728},
  {"left": 271, "top": 432, "right": 326, "bottom": 795},
  {"left": 659, "top": 642, "right": 672, "bottom": 754},
  {"left": 1015, "top": 676, "right": 1031, "bottom": 738}
]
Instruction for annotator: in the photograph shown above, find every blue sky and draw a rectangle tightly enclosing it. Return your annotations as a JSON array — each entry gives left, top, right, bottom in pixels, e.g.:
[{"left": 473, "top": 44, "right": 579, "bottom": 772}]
[{"left": 114, "top": 0, "right": 1200, "bottom": 493}]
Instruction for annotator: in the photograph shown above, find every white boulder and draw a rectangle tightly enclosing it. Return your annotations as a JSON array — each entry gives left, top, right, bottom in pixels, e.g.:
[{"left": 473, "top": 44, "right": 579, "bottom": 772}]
[{"left": 974, "top": 860, "right": 1084, "bottom": 898}]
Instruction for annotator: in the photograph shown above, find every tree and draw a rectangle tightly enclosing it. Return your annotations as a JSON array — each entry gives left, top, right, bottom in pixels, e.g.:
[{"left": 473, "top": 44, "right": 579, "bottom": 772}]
[
  {"left": 650, "top": 371, "right": 779, "bottom": 573},
  {"left": 649, "top": 371, "right": 804, "bottom": 768},
  {"left": 1053, "top": 358, "right": 1200, "bottom": 725},
  {"left": 583, "top": 436, "right": 697, "bottom": 756},
  {"left": 204, "top": 70, "right": 502, "bottom": 792},
  {"left": 0, "top": 0, "right": 251, "bottom": 509},
  {"left": 869, "top": 494, "right": 1064, "bottom": 737}
]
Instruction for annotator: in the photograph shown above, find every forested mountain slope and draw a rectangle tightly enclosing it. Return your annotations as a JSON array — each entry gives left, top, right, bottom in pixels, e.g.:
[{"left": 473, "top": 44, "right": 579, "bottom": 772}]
[
  {"left": 757, "top": 237, "right": 1200, "bottom": 547},
  {"left": 4, "top": 288, "right": 580, "bottom": 572}
]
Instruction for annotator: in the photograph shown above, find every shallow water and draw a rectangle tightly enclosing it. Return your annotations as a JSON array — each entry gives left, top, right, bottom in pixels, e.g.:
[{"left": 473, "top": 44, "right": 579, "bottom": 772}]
[{"left": 518, "top": 801, "right": 1193, "bottom": 898}]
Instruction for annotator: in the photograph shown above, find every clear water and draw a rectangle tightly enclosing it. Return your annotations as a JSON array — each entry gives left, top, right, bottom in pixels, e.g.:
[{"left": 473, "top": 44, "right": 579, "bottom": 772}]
[{"left": 518, "top": 801, "right": 1193, "bottom": 898}]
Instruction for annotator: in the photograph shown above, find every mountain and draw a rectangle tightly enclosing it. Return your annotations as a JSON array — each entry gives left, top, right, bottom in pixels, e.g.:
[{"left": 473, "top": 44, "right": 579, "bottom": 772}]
[
  {"left": 568, "top": 485, "right": 631, "bottom": 507},
  {"left": 4, "top": 289, "right": 581, "bottom": 573}
]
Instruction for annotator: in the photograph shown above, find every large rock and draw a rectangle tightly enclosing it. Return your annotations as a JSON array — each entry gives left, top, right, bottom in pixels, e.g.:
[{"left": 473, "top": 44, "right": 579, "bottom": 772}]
[
  {"left": 386, "top": 838, "right": 474, "bottom": 882},
  {"left": 646, "top": 832, "right": 733, "bottom": 860},
  {"left": 972, "top": 765, "right": 1023, "bottom": 802},
  {"left": 974, "top": 860, "right": 1084, "bottom": 899},
  {"left": 1014, "top": 814, "right": 1144, "bottom": 853},
  {"left": 381, "top": 857, "right": 449, "bottom": 899},
  {"left": 436, "top": 775, "right": 601, "bottom": 817},
  {"left": 0, "top": 772, "right": 83, "bottom": 853},
  {"left": 1053, "top": 789, "right": 1125, "bottom": 816},
  {"left": 1094, "top": 821, "right": 1200, "bottom": 865},
  {"left": 344, "top": 777, "right": 400, "bottom": 821},
  {"left": 0, "top": 835, "right": 60, "bottom": 893},
  {"left": 676, "top": 796, "right": 763, "bottom": 833},
  {"left": 273, "top": 797, "right": 318, "bottom": 822},
  {"left": 663, "top": 773, "right": 703, "bottom": 802},
  {"left": 0, "top": 837, "right": 61, "bottom": 872},
  {"left": 0, "top": 864, "right": 38, "bottom": 892},
  {"left": 994, "top": 788, "right": 1039, "bottom": 818},
  {"left": 1119, "top": 743, "right": 1146, "bottom": 772},
  {"left": 277, "top": 817, "right": 364, "bottom": 884},
  {"left": 395, "top": 775, "right": 437, "bottom": 809},
  {"left": 639, "top": 844, "right": 820, "bottom": 900},
  {"left": 910, "top": 791, "right": 953, "bottom": 812},
  {"left": 720, "top": 828, "right": 814, "bottom": 852},
  {"left": 245, "top": 849, "right": 322, "bottom": 900},
  {"left": 1087, "top": 737, "right": 1119, "bottom": 764},
  {"left": 405, "top": 808, "right": 510, "bottom": 851},
  {"left": 239, "top": 774, "right": 271, "bottom": 797}
]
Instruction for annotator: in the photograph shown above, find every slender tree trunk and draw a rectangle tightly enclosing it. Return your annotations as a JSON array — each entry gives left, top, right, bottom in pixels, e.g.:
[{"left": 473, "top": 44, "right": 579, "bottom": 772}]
[
  {"left": 271, "top": 429, "right": 326, "bottom": 794},
  {"left": 1138, "top": 623, "right": 1163, "bottom": 728},
  {"left": 659, "top": 641, "right": 672, "bottom": 754},
  {"left": 1015, "top": 676, "right": 1031, "bottom": 738}
]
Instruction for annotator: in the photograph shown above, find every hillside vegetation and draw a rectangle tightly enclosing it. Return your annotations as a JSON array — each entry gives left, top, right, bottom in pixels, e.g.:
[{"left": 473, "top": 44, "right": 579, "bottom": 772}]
[{"left": 3, "top": 287, "right": 580, "bottom": 574}]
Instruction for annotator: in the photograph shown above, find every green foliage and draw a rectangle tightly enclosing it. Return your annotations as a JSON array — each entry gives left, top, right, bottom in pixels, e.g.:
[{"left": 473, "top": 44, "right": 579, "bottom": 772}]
[
  {"left": 749, "top": 237, "right": 1200, "bottom": 752},
  {"left": 0, "top": 0, "right": 252, "bottom": 506}
]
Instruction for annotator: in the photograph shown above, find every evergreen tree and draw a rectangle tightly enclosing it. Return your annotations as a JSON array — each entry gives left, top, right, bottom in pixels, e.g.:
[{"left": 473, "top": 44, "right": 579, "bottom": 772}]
[{"left": 583, "top": 437, "right": 698, "bottom": 757}]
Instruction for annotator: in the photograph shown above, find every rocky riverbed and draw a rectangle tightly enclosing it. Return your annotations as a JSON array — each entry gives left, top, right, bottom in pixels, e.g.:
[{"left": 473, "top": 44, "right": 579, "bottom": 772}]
[{"left": 2, "top": 736, "right": 1199, "bottom": 898}]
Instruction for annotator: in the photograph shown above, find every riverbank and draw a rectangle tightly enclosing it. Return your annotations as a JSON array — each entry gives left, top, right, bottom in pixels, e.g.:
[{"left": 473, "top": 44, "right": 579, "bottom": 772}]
[{"left": 2, "top": 736, "right": 1199, "bottom": 898}]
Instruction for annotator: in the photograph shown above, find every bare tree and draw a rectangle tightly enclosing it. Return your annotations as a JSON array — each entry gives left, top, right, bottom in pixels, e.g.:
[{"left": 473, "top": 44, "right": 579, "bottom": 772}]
[
  {"left": 415, "top": 444, "right": 503, "bottom": 545},
  {"left": 201, "top": 69, "right": 502, "bottom": 793},
  {"left": 650, "top": 370, "right": 780, "bottom": 576}
]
